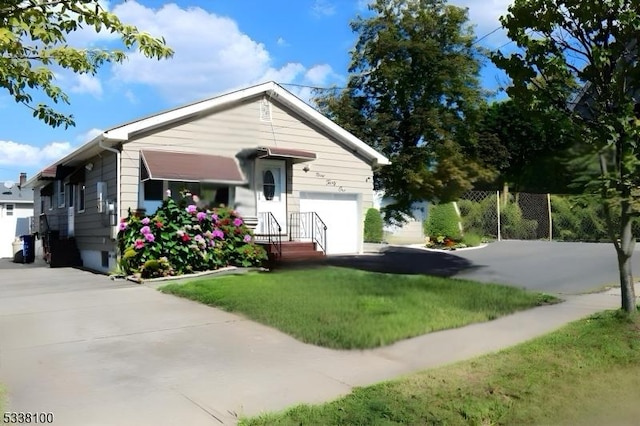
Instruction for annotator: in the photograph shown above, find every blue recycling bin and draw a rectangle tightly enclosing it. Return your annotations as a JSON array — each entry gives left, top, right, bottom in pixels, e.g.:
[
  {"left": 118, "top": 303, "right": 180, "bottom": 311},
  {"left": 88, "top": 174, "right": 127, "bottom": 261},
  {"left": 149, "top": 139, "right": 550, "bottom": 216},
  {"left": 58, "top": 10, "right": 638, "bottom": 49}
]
[{"left": 21, "top": 234, "right": 35, "bottom": 264}]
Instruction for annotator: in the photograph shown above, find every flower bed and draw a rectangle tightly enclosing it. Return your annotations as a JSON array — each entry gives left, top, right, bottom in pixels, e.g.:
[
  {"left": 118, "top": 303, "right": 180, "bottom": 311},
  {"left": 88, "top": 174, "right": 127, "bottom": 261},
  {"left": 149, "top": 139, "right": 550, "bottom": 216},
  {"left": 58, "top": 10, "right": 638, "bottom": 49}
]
[{"left": 117, "top": 197, "right": 267, "bottom": 279}]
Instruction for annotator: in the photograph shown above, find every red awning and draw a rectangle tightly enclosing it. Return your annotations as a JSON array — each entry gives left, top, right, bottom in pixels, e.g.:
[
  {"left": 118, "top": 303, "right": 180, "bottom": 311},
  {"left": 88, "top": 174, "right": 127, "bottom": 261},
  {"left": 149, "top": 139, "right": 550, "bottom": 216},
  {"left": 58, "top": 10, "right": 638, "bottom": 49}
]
[
  {"left": 257, "top": 146, "right": 316, "bottom": 162},
  {"left": 140, "top": 150, "right": 247, "bottom": 185}
]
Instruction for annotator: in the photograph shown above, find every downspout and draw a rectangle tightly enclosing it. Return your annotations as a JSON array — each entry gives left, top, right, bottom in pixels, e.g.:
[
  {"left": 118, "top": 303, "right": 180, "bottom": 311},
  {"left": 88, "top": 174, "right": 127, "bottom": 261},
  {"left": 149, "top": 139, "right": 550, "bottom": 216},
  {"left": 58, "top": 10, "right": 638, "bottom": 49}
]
[{"left": 99, "top": 138, "right": 121, "bottom": 240}]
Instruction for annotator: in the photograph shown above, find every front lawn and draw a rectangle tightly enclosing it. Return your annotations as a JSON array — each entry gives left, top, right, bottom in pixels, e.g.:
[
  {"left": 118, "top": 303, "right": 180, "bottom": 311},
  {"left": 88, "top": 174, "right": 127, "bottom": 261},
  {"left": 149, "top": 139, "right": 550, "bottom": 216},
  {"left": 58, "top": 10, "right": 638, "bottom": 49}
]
[
  {"left": 242, "top": 309, "right": 640, "bottom": 425},
  {"left": 159, "top": 266, "right": 555, "bottom": 349}
]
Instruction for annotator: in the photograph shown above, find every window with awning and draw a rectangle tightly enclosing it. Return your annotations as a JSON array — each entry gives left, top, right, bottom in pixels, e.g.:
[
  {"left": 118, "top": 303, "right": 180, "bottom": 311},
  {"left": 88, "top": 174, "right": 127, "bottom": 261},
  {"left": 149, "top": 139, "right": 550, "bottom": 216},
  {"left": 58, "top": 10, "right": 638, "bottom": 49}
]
[{"left": 140, "top": 150, "right": 246, "bottom": 185}]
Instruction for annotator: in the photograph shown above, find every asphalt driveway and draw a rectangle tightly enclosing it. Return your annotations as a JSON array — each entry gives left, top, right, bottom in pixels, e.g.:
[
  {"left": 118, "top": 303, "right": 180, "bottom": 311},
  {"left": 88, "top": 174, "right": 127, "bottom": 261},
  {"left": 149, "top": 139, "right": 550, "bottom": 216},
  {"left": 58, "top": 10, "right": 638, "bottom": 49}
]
[{"left": 332, "top": 240, "right": 633, "bottom": 294}]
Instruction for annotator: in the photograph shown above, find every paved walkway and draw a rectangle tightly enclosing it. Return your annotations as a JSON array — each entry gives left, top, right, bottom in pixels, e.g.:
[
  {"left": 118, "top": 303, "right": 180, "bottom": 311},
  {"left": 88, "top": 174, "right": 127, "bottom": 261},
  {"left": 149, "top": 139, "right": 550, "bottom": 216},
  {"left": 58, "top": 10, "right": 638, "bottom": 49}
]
[{"left": 0, "top": 259, "right": 637, "bottom": 425}]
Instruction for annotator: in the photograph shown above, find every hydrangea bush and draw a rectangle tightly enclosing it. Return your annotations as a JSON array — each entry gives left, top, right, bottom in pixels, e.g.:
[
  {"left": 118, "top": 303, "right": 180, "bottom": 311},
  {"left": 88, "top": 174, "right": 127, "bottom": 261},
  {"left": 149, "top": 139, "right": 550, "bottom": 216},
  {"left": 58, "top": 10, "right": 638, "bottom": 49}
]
[{"left": 117, "top": 197, "right": 267, "bottom": 278}]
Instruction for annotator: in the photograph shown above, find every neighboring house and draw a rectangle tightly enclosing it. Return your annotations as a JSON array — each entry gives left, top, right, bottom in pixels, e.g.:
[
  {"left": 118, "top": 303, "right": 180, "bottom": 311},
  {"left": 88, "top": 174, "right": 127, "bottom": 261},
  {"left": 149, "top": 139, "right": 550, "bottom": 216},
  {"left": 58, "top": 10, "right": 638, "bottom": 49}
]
[
  {"left": 28, "top": 81, "right": 390, "bottom": 272},
  {"left": 373, "top": 191, "right": 427, "bottom": 244},
  {"left": 0, "top": 174, "right": 34, "bottom": 258}
]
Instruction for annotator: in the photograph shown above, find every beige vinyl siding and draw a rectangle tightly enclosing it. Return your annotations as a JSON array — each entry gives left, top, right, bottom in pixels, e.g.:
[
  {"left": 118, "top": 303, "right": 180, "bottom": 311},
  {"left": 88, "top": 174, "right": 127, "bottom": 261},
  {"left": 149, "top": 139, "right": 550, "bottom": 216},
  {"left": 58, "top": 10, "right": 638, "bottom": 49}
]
[
  {"left": 260, "top": 102, "right": 375, "bottom": 227},
  {"left": 73, "top": 152, "right": 117, "bottom": 252},
  {"left": 118, "top": 96, "right": 375, "bottom": 241},
  {"left": 120, "top": 100, "right": 262, "bottom": 218}
]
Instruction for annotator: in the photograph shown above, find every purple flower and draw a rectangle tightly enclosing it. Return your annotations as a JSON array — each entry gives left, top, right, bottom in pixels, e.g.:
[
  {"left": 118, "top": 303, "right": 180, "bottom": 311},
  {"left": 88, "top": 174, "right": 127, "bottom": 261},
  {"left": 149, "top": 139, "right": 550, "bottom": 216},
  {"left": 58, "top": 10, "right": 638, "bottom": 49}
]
[
  {"left": 211, "top": 213, "right": 219, "bottom": 222},
  {"left": 140, "top": 226, "right": 151, "bottom": 235},
  {"left": 243, "top": 234, "right": 252, "bottom": 243},
  {"left": 134, "top": 239, "right": 145, "bottom": 250},
  {"left": 144, "top": 233, "right": 155, "bottom": 243},
  {"left": 141, "top": 217, "right": 150, "bottom": 225},
  {"left": 233, "top": 218, "right": 243, "bottom": 227},
  {"left": 194, "top": 234, "right": 205, "bottom": 242},
  {"left": 119, "top": 221, "right": 128, "bottom": 231},
  {"left": 196, "top": 212, "right": 207, "bottom": 221},
  {"left": 186, "top": 205, "right": 197, "bottom": 214},
  {"left": 212, "top": 229, "right": 224, "bottom": 239}
]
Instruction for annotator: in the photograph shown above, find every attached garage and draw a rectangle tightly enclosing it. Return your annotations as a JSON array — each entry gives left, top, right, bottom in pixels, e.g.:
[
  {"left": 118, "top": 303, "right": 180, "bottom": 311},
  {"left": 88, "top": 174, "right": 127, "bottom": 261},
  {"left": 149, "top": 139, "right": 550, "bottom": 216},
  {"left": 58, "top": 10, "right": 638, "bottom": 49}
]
[{"left": 299, "top": 192, "right": 361, "bottom": 255}]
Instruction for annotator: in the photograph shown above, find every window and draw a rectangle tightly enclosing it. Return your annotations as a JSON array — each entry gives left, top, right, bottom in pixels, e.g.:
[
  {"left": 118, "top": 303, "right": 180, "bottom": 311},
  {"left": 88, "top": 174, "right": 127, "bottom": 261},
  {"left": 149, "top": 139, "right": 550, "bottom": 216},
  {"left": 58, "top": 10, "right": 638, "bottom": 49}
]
[
  {"left": 78, "top": 184, "right": 85, "bottom": 212},
  {"left": 263, "top": 170, "right": 276, "bottom": 201},
  {"left": 40, "top": 196, "right": 45, "bottom": 214},
  {"left": 47, "top": 195, "right": 53, "bottom": 211},
  {"left": 142, "top": 180, "right": 164, "bottom": 214},
  {"left": 5, "top": 204, "right": 14, "bottom": 216},
  {"left": 57, "top": 180, "right": 65, "bottom": 208},
  {"left": 68, "top": 184, "right": 75, "bottom": 208}
]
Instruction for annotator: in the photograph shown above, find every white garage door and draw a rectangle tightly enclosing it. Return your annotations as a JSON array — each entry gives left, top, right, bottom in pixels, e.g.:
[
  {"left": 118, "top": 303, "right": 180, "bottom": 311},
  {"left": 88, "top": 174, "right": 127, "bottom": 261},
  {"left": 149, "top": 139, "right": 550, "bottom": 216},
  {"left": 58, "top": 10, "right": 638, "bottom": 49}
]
[{"left": 299, "top": 192, "right": 360, "bottom": 255}]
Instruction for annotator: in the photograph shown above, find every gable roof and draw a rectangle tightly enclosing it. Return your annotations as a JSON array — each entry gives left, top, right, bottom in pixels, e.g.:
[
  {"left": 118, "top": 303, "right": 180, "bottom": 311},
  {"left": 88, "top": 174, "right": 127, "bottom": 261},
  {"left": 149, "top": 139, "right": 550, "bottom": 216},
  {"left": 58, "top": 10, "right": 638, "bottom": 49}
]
[
  {"left": 28, "top": 81, "right": 389, "bottom": 185},
  {"left": 0, "top": 183, "right": 33, "bottom": 204}
]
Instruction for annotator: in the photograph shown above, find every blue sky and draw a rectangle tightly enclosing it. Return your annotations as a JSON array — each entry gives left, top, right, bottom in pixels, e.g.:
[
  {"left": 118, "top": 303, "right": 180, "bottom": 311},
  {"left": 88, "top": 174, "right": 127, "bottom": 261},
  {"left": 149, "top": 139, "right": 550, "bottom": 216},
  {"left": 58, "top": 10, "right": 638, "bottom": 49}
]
[{"left": 0, "top": 0, "right": 514, "bottom": 184}]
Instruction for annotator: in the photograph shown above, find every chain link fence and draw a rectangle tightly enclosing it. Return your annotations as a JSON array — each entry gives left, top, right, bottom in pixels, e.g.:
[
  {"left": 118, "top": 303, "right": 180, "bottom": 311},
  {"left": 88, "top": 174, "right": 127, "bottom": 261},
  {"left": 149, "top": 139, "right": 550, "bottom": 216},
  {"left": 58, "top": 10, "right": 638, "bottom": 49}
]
[{"left": 458, "top": 191, "right": 616, "bottom": 242}]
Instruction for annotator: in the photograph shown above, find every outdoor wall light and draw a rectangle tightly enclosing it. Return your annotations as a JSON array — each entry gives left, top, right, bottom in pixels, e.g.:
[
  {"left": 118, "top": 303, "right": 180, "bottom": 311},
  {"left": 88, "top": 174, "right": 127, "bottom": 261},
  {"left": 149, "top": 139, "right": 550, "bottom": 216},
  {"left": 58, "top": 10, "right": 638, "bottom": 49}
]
[
  {"left": 303, "top": 165, "right": 310, "bottom": 173},
  {"left": 85, "top": 162, "right": 94, "bottom": 171}
]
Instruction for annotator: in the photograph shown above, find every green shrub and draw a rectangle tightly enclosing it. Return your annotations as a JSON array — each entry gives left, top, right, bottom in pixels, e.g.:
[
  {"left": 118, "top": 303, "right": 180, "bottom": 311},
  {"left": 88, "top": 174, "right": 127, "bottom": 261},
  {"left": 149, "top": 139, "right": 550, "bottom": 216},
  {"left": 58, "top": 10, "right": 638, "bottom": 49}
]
[
  {"left": 500, "top": 201, "right": 538, "bottom": 240},
  {"left": 458, "top": 196, "right": 499, "bottom": 239},
  {"left": 117, "top": 197, "right": 267, "bottom": 278},
  {"left": 550, "top": 195, "right": 610, "bottom": 242},
  {"left": 363, "top": 208, "right": 384, "bottom": 243},
  {"left": 461, "top": 232, "right": 483, "bottom": 247},
  {"left": 424, "top": 203, "right": 462, "bottom": 240}
]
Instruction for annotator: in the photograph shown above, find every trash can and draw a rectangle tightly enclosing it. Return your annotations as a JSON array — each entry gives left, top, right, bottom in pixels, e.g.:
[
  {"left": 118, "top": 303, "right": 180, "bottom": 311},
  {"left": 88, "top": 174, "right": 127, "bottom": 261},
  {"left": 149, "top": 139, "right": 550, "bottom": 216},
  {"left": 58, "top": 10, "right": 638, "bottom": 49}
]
[
  {"left": 12, "top": 238, "right": 24, "bottom": 263},
  {"left": 21, "top": 234, "right": 35, "bottom": 264}
]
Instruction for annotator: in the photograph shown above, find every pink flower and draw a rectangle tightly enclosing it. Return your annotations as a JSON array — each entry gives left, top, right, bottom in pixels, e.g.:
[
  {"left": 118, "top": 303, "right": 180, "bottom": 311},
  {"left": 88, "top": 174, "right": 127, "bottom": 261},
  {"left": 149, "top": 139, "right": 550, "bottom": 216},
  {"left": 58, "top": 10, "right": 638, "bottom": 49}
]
[
  {"left": 144, "top": 233, "right": 155, "bottom": 243},
  {"left": 243, "top": 234, "right": 252, "bottom": 243},
  {"left": 140, "top": 226, "right": 151, "bottom": 235},
  {"left": 196, "top": 212, "right": 207, "bottom": 221},
  {"left": 119, "top": 222, "right": 128, "bottom": 231},
  {"left": 233, "top": 218, "right": 243, "bottom": 227},
  {"left": 134, "top": 239, "right": 145, "bottom": 250},
  {"left": 211, "top": 213, "right": 219, "bottom": 222},
  {"left": 176, "top": 230, "right": 185, "bottom": 237},
  {"left": 212, "top": 229, "right": 224, "bottom": 239},
  {"left": 192, "top": 194, "right": 200, "bottom": 203},
  {"left": 186, "top": 205, "right": 197, "bottom": 214},
  {"left": 141, "top": 217, "right": 150, "bottom": 225}
]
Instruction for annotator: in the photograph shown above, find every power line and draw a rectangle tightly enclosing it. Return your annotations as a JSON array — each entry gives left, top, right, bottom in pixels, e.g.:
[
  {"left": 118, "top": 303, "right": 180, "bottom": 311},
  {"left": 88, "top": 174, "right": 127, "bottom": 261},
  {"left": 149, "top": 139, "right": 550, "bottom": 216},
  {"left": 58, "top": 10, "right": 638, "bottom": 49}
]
[{"left": 473, "top": 26, "right": 503, "bottom": 46}]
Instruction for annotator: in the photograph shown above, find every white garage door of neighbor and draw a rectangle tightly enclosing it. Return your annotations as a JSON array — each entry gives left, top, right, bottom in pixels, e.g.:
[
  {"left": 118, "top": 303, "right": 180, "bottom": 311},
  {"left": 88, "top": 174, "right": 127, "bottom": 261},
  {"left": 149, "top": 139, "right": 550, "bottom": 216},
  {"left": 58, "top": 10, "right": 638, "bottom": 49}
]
[{"left": 299, "top": 192, "right": 359, "bottom": 255}]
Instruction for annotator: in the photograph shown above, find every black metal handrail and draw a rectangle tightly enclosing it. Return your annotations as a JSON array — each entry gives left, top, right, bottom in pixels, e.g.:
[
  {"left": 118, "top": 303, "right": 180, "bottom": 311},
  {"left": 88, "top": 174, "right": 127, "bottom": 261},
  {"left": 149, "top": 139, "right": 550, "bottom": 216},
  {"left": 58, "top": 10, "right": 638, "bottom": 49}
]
[
  {"left": 311, "top": 212, "right": 327, "bottom": 254},
  {"left": 256, "top": 212, "right": 282, "bottom": 259},
  {"left": 289, "top": 212, "right": 327, "bottom": 255}
]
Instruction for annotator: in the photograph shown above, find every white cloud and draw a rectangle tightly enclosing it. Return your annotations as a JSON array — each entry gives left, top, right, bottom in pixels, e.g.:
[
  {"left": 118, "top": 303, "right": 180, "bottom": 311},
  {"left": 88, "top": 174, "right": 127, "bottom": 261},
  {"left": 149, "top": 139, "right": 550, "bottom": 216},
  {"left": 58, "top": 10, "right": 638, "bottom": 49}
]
[
  {"left": 70, "top": 74, "right": 103, "bottom": 97},
  {"left": 452, "top": 0, "right": 512, "bottom": 46},
  {"left": 75, "top": 128, "right": 104, "bottom": 144},
  {"left": 305, "top": 64, "right": 335, "bottom": 85},
  {"left": 276, "top": 37, "right": 289, "bottom": 47},
  {"left": 0, "top": 140, "right": 74, "bottom": 166},
  {"left": 124, "top": 89, "right": 138, "bottom": 104},
  {"left": 312, "top": 0, "right": 336, "bottom": 17},
  {"left": 102, "top": 2, "right": 333, "bottom": 102}
]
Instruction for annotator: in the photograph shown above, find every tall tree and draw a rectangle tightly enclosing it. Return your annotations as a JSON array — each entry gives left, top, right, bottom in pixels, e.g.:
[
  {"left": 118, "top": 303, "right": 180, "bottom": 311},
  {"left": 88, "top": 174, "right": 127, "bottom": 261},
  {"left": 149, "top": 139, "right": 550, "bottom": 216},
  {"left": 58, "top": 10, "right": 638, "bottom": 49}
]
[
  {"left": 475, "top": 99, "right": 577, "bottom": 193},
  {"left": 494, "top": 0, "right": 640, "bottom": 314},
  {"left": 0, "top": 0, "right": 173, "bottom": 128},
  {"left": 315, "top": 0, "right": 490, "bottom": 223}
]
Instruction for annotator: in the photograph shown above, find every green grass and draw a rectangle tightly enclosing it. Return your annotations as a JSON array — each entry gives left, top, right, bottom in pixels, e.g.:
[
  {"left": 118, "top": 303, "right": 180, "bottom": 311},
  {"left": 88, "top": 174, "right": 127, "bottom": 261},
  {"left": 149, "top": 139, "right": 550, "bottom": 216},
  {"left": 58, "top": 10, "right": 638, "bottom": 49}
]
[
  {"left": 159, "top": 266, "right": 556, "bottom": 349},
  {"left": 241, "top": 309, "right": 640, "bottom": 425}
]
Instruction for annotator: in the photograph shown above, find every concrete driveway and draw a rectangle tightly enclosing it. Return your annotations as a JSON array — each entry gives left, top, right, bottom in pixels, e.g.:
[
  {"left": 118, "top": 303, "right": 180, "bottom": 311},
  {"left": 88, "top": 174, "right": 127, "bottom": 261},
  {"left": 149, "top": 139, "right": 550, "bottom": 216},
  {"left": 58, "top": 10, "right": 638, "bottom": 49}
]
[{"left": 0, "top": 242, "right": 631, "bottom": 425}]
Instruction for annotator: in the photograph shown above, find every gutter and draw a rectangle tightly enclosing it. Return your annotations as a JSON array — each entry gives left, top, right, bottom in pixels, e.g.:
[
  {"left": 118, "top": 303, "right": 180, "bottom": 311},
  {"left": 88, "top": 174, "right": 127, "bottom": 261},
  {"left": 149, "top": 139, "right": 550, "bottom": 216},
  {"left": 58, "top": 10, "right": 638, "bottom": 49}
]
[{"left": 99, "top": 138, "right": 121, "bottom": 227}]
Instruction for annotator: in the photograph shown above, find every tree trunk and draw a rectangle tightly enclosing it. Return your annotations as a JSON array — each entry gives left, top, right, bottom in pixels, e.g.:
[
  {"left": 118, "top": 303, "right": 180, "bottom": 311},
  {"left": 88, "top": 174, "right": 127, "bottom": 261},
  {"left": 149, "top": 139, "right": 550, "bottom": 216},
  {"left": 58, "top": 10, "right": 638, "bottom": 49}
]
[
  {"left": 615, "top": 205, "right": 637, "bottom": 314},
  {"left": 616, "top": 249, "right": 637, "bottom": 314}
]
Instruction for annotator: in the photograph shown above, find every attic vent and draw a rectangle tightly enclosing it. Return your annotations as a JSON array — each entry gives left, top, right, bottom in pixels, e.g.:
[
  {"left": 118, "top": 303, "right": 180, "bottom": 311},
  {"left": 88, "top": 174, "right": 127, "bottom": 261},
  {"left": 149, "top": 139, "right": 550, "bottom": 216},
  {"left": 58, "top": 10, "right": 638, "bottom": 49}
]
[{"left": 260, "top": 98, "right": 272, "bottom": 122}]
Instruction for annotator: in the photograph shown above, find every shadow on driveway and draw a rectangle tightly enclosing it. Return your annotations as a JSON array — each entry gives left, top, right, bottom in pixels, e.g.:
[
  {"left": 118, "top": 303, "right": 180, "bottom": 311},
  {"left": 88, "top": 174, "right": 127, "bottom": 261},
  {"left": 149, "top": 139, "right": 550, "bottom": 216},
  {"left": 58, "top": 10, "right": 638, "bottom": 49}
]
[{"left": 283, "top": 246, "right": 480, "bottom": 277}]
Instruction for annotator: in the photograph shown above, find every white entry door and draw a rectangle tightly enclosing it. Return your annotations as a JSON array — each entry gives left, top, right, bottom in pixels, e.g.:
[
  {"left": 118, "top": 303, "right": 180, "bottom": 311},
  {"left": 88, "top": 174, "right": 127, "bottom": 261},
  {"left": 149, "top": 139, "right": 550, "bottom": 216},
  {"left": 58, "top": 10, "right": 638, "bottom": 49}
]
[
  {"left": 256, "top": 160, "right": 286, "bottom": 234},
  {"left": 299, "top": 192, "right": 360, "bottom": 254}
]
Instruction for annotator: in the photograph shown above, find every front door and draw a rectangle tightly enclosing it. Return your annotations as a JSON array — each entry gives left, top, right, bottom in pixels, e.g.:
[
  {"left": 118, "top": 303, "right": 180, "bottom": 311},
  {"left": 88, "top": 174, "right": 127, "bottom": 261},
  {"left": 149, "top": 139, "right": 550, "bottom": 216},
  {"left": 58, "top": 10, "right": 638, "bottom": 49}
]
[{"left": 256, "top": 160, "right": 286, "bottom": 234}]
